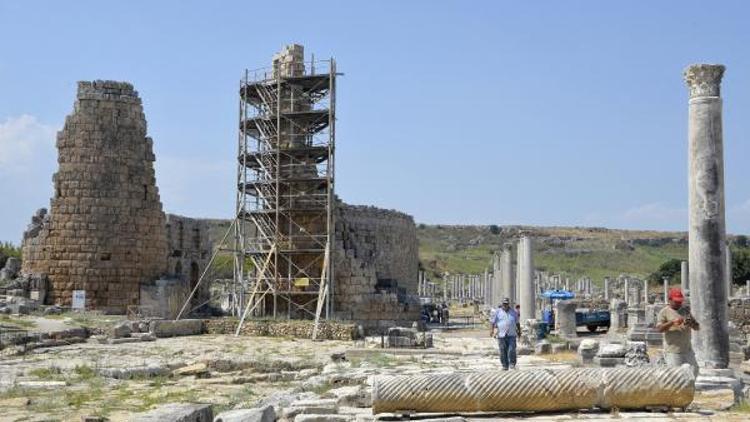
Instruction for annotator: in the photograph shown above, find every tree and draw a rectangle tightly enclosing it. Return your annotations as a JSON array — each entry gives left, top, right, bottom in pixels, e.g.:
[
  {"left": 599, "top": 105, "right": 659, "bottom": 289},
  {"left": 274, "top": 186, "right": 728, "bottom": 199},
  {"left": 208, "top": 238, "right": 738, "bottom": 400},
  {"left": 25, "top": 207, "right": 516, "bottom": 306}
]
[
  {"left": 648, "top": 258, "right": 682, "bottom": 283},
  {"left": 489, "top": 225, "right": 500, "bottom": 235},
  {"left": 0, "top": 241, "right": 21, "bottom": 269},
  {"left": 732, "top": 248, "right": 750, "bottom": 285}
]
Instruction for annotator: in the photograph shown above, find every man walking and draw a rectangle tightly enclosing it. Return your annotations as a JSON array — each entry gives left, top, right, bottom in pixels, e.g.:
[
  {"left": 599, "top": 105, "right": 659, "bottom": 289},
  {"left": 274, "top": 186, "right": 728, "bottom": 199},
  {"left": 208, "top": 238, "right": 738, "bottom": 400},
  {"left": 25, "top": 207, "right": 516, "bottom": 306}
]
[
  {"left": 656, "top": 288, "right": 699, "bottom": 375},
  {"left": 490, "top": 297, "right": 519, "bottom": 370}
]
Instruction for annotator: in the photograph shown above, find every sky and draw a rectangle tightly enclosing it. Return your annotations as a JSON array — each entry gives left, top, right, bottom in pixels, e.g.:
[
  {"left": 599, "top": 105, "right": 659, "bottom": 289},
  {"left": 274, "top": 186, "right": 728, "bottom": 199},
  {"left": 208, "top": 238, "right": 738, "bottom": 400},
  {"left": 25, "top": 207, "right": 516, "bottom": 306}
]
[{"left": 1, "top": 1, "right": 749, "bottom": 243}]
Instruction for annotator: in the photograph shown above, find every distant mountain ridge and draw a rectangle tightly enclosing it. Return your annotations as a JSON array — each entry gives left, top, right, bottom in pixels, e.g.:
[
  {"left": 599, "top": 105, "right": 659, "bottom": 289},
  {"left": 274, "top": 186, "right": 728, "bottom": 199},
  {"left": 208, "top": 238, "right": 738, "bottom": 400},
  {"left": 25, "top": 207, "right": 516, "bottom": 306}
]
[
  {"left": 201, "top": 219, "right": 743, "bottom": 287},
  {"left": 416, "top": 224, "right": 690, "bottom": 285}
]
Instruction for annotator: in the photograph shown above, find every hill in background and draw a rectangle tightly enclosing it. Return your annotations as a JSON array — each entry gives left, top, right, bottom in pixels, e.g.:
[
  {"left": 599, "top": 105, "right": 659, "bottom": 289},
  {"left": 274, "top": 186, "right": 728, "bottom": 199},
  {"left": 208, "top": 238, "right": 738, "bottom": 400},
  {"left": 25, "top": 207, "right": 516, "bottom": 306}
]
[
  {"left": 417, "top": 224, "right": 689, "bottom": 285},
  {"left": 202, "top": 219, "right": 750, "bottom": 288}
]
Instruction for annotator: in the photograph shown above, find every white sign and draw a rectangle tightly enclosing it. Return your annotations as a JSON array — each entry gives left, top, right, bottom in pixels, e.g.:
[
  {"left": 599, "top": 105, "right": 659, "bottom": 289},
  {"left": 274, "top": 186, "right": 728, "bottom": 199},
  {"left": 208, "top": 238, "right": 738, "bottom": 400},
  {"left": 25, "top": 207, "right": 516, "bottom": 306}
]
[{"left": 72, "top": 290, "right": 86, "bottom": 310}]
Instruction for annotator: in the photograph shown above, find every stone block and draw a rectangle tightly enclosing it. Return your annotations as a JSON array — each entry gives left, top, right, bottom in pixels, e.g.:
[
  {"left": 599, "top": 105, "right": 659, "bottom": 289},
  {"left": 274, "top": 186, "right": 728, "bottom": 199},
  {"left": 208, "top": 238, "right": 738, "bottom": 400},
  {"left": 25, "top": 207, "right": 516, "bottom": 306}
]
[
  {"left": 325, "top": 385, "right": 371, "bottom": 408},
  {"left": 624, "top": 341, "right": 649, "bottom": 367},
  {"left": 150, "top": 319, "right": 204, "bottom": 338},
  {"left": 132, "top": 403, "right": 213, "bottom": 422},
  {"left": 130, "top": 332, "right": 156, "bottom": 341},
  {"left": 213, "top": 406, "right": 275, "bottom": 422},
  {"left": 293, "top": 415, "right": 349, "bottom": 422},
  {"left": 534, "top": 340, "right": 551, "bottom": 355},
  {"left": 596, "top": 343, "right": 627, "bottom": 358},
  {"left": 111, "top": 321, "right": 132, "bottom": 338},
  {"left": 97, "top": 364, "right": 169, "bottom": 379},
  {"left": 578, "top": 339, "right": 599, "bottom": 364},
  {"left": 593, "top": 356, "right": 626, "bottom": 367},
  {"left": 281, "top": 398, "right": 338, "bottom": 420},
  {"left": 692, "top": 388, "right": 736, "bottom": 411},
  {"left": 173, "top": 363, "right": 208, "bottom": 377}
]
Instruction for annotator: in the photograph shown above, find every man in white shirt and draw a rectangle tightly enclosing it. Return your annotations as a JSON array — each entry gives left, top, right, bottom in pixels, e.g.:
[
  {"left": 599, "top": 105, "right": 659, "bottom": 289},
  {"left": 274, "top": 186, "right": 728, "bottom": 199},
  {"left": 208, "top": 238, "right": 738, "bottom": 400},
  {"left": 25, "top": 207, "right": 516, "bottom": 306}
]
[{"left": 489, "top": 297, "right": 519, "bottom": 370}]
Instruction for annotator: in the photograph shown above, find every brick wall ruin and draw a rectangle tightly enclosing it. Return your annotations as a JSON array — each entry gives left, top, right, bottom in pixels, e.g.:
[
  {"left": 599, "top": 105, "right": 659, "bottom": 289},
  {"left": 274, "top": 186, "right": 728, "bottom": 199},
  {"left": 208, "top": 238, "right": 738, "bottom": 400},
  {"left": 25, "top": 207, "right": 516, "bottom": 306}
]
[
  {"left": 164, "top": 214, "right": 211, "bottom": 287},
  {"left": 139, "top": 215, "right": 212, "bottom": 318},
  {"left": 21, "top": 81, "right": 168, "bottom": 312},
  {"left": 729, "top": 298, "right": 750, "bottom": 340},
  {"left": 333, "top": 203, "right": 420, "bottom": 332}
]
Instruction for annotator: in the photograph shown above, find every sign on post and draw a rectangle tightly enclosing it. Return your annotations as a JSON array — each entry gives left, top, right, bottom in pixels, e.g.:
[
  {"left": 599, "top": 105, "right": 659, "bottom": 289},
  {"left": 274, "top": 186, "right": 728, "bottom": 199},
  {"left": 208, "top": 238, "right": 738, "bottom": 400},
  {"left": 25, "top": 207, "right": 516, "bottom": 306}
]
[{"left": 72, "top": 290, "right": 86, "bottom": 310}]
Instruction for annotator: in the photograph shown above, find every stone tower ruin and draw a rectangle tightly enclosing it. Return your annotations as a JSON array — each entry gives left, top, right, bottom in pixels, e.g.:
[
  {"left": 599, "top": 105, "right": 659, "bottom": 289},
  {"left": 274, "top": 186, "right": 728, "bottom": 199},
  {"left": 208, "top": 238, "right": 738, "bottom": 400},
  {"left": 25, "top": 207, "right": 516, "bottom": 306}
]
[{"left": 22, "top": 81, "right": 168, "bottom": 312}]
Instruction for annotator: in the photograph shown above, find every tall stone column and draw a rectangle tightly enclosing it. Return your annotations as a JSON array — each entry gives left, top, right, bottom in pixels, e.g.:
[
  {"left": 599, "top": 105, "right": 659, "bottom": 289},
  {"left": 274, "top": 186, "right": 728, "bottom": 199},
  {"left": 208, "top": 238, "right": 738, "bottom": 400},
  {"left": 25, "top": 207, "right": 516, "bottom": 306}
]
[
  {"left": 492, "top": 253, "right": 502, "bottom": 306},
  {"left": 624, "top": 278, "right": 630, "bottom": 305},
  {"left": 604, "top": 277, "right": 610, "bottom": 300},
  {"left": 484, "top": 273, "right": 488, "bottom": 301},
  {"left": 501, "top": 243, "right": 515, "bottom": 304},
  {"left": 726, "top": 242, "right": 732, "bottom": 298},
  {"left": 663, "top": 278, "right": 669, "bottom": 304},
  {"left": 442, "top": 277, "right": 447, "bottom": 303},
  {"left": 681, "top": 261, "right": 689, "bottom": 294},
  {"left": 685, "top": 64, "right": 729, "bottom": 368},
  {"left": 514, "top": 264, "right": 520, "bottom": 304},
  {"left": 518, "top": 237, "right": 535, "bottom": 321},
  {"left": 556, "top": 300, "right": 577, "bottom": 339}
]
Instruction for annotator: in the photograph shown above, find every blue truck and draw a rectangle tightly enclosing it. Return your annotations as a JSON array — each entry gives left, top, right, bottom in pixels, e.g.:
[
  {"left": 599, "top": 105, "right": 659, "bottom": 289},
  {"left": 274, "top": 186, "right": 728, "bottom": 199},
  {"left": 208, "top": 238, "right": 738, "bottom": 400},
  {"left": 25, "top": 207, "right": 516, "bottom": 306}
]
[{"left": 540, "top": 289, "right": 611, "bottom": 333}]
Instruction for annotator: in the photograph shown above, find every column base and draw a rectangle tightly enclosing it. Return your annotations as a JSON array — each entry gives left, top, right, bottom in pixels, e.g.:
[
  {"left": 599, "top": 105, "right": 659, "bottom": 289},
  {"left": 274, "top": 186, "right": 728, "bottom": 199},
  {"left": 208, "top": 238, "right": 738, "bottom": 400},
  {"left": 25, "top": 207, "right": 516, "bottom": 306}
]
[{"left": 692, "top": 367, "right": 742, "bottom": 411}]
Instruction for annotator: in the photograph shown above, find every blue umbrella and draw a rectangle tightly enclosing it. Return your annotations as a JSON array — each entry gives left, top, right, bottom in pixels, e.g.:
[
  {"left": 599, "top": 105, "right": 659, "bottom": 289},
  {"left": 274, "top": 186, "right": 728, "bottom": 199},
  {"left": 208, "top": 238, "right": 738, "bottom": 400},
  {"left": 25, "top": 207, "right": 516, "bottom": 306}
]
[{"left": 541, "top": 289, "right": 575, "bottom": 300}]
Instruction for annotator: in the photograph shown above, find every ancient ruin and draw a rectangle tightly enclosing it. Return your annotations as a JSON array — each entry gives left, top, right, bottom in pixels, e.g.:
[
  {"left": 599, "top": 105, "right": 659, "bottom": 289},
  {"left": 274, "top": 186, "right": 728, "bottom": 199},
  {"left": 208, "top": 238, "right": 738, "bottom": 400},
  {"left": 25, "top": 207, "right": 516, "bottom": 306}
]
[
  {"left": 17, "top": 82, "right": 213, "bottom": 315},
  {"left": 21, "top": 81, "right": 169, "bottom": 312},
  {"left": 1, "top": 33, "right": 750, "bottom": 421}
]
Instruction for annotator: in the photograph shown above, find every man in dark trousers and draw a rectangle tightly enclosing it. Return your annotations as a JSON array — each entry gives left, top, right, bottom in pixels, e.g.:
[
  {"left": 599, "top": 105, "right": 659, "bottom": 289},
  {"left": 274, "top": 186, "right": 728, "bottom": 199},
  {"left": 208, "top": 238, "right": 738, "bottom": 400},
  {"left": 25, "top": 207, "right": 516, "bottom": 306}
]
[{"left": 490, "top": 297, "right": 519, "bottom": 370}]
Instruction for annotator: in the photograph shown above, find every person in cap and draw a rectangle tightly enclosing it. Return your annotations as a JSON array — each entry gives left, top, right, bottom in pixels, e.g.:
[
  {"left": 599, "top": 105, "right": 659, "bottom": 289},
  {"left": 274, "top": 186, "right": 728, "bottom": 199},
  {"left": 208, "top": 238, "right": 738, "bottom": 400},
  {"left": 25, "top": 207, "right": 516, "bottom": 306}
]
[
  {"left": 656, "top": 287, "right": 699, "bottom": 375},
  {"left": 490, "top": 297, "right": 519, "bottom": 370}
]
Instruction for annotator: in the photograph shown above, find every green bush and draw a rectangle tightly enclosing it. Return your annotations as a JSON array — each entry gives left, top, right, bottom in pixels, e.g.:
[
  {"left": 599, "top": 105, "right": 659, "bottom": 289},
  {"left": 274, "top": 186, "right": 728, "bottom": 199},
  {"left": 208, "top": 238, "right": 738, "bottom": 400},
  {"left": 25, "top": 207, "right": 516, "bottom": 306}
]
[
  {"left": 0, "top": 241, "right": 22, "bottom": 268},
  {"left": 732, "top": 248, "right": 750, "bottom": 284},
  {"left": 648, "top": 258, "right": 682, "bottom": 283}
]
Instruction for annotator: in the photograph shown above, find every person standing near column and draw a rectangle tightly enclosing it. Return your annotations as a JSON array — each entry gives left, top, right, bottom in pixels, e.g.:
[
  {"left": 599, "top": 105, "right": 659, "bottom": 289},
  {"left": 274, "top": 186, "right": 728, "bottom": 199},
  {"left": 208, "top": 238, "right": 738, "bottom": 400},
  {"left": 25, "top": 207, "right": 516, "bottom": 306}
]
[
  {"left": 490, "top": 297, "right": 519, "bottom": 370},
  {"left": 656, "top": 288, "right": 699, "bottom": 375}
]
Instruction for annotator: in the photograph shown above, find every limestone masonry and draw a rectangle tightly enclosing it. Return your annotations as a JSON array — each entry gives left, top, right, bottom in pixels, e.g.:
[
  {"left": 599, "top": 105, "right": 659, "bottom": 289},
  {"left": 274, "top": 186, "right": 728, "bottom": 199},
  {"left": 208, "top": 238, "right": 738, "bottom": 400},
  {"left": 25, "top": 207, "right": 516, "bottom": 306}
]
[
  {"left": 21, "top": 81, "right": 168, "bottom": 312},
  {"left": 333, "top": 203, "right": 420, "bottom": 331}
]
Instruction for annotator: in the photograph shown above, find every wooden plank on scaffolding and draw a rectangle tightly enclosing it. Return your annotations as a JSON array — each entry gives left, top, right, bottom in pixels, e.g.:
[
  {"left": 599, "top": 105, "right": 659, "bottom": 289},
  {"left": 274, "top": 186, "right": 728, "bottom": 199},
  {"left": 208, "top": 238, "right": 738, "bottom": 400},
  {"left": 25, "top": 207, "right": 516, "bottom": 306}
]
[
  {"left": 311, "top": 243, "right": 330, "bottom": 341},
  {"left": 235, "top": 244, "right": 276, "bottom": 336}
]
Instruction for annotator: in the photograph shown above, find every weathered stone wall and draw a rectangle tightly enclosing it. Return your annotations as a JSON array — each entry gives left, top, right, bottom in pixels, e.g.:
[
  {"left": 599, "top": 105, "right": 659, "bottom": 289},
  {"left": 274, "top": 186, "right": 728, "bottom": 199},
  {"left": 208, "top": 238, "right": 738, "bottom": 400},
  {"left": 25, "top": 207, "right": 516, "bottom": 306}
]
[
  {"left": 205, "top": 318, "right": 356, "bottom": 340},
  {"left": 21, "top": 81, "right": 168, "bottom": 312},
  {"left": 136, "top": 215, "right": 212, "bottom": 317},
  {"left": 336, "top": 203, "right": 418, "bottom": 292},
  {"left": 139, "top": 278, "right": 192, "bottom": 319},
  {"left": 333, "top": 203, "right": 420, "bottom": 332},
  {"left": 729, "top": 298, "right": 750, "bottom": 339},
  {"left": 164, "top": 214, "right": 211, "bottom": 288}
]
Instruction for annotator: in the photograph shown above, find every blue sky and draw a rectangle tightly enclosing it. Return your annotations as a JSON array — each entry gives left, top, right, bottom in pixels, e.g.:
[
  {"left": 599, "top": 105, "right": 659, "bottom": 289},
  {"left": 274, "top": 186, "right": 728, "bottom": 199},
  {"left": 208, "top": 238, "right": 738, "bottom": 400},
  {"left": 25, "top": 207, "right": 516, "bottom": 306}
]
[{"left": 1, "top": 1, "right": 749, "bottom": 243}]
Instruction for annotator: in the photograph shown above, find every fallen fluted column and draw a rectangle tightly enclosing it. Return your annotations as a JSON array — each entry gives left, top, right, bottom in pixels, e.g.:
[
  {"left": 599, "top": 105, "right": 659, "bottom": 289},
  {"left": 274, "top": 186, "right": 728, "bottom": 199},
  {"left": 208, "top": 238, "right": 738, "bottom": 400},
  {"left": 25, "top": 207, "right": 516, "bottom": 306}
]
[{"left": 372, "top": 365, "right": 695, "bottom": 414}]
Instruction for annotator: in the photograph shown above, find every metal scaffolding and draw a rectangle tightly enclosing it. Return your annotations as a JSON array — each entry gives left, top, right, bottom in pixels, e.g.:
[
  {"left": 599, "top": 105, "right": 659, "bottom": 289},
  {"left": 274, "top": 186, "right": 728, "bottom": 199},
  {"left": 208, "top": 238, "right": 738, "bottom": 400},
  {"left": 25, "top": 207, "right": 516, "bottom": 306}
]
[{"left": 233, "top": 48, "right": 336, "bottom": 322}]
